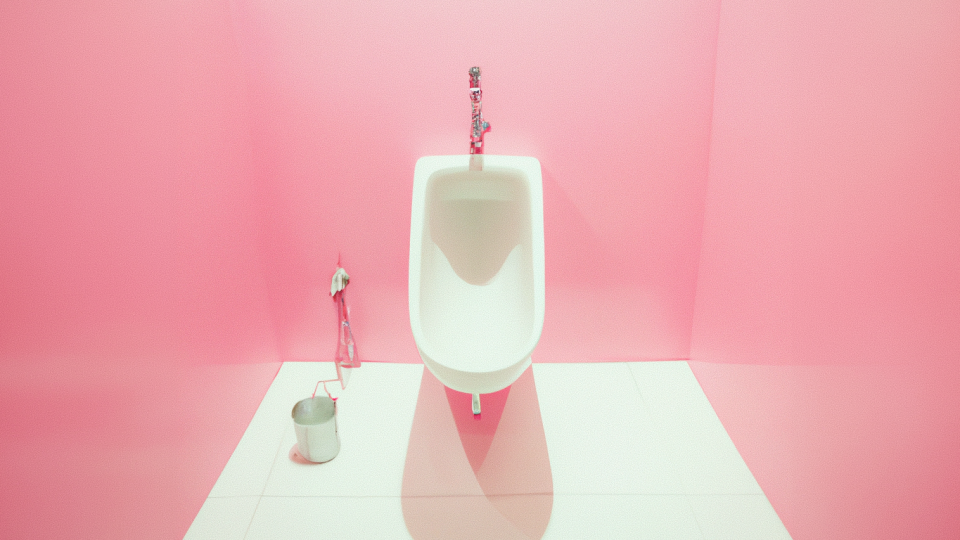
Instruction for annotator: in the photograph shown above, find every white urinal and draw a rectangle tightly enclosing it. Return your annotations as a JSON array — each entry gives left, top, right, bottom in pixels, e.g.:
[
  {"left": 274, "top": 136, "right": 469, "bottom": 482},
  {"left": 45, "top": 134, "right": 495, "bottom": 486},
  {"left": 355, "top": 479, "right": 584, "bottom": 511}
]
[{"left": 409, "top": 154, "right": 545, "bottom": 397}]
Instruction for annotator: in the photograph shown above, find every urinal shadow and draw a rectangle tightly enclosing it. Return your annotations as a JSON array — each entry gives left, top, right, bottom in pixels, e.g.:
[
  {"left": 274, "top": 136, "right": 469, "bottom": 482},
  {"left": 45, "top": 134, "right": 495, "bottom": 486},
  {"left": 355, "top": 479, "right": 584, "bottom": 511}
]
[
  {"left": 401, "top": 366, "right": 553, "bottom": 540},
  {"left": 444, "top": 382, "right": 511, "bottom": 474}
]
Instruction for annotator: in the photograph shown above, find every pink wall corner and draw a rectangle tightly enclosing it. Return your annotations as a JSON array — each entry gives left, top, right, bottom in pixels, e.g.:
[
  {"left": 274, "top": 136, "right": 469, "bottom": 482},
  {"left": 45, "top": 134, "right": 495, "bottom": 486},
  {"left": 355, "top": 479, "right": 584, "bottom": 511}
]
[{"left": 230, "top": 0, "right": 722, "bottom": 363}]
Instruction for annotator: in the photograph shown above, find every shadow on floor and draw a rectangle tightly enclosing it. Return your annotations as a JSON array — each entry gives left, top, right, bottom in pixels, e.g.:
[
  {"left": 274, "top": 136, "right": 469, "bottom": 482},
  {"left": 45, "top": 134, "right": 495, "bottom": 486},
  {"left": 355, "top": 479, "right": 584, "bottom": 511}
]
[{"left": 401, "top": 366, "right": 553, "bottom": 539}]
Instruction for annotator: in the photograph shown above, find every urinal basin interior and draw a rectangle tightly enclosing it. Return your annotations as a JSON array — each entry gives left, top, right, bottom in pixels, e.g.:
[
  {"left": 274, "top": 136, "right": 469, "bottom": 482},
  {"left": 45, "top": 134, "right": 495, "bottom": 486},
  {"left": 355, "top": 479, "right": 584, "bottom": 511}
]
[
  {"left": 410, "top": 155, "right": 544, "bottom": 394},
  {"left": 428, "top": 168, "right": 530, "bottom": 287}
]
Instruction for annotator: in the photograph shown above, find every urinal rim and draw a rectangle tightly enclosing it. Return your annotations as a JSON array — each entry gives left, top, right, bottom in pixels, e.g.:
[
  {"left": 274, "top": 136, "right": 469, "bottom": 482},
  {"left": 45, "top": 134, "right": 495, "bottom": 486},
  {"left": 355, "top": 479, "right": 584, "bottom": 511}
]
[{"left": 408, "top": 154, "right": 545, "bottom": 384}]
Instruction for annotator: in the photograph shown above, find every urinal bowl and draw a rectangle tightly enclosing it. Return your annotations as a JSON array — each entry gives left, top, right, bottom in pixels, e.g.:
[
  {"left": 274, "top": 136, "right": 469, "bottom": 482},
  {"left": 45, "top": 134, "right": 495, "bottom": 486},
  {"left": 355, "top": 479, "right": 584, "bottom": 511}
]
[{"left": 409, "top": 155, "right": 545, "bottom": 395}]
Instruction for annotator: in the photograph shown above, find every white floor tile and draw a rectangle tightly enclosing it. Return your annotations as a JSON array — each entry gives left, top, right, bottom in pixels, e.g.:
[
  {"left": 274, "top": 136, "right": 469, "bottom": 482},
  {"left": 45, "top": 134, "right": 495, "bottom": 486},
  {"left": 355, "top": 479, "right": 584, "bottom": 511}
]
[
  {"left": 532, "top": 363, "right": 685, "bottom": 495},
  {"left": 543, "top": 494, "right": 705, "bottom": 539},
  {"left": 192, "top": 361, "right": 788, "bottom": 539},
  {"left": 629, "top": 362, "right": 762, "bottom": 494},
  {"left": 263, "top": 363, "right": 423, "bottom": 497},
  {"left": 244, "top": 496, "right": 412, "bottom": 540},
  {"left": 183, "top": 496, "right": 260, "bottom": 540},
  {"left": 688, "top": 494, "right": 792, "bottom": 540}
]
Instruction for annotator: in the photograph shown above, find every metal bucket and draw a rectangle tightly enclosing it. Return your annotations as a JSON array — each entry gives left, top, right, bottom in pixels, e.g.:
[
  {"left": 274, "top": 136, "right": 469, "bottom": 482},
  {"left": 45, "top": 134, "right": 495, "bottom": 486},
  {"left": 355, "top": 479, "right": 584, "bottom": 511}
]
[{"left": 292, "top": 395, "right": 340, "bottom": 463}]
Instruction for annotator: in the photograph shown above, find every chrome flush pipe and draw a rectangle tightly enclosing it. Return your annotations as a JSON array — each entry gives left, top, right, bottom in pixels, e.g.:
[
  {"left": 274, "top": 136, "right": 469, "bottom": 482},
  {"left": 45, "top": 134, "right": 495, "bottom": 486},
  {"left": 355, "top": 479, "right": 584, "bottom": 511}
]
[
  {"left": 469, "top": 67, "right": 490, "bottom": 161},
  {"left": 469, "top": 74, "right": 485, "bottom": 414}
]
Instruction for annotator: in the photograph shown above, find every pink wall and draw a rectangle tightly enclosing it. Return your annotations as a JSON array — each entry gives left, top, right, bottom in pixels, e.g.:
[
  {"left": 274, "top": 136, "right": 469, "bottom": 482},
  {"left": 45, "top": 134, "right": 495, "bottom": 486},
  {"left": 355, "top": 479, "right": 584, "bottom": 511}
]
[
  {"left": 1, "top": 1, "right": 278, "bottom": 538},
  {"left": 691, "top": 0, "right": 960, "bottom": 366},
  {"left": 690, "top": 0, "right": 960, "bottom": 538},
  {"left": 0, "top": 0, "right": 277, "bottom": 364},
  {"left": 230, "top": 0, "right": 722, "bottom": 363}
]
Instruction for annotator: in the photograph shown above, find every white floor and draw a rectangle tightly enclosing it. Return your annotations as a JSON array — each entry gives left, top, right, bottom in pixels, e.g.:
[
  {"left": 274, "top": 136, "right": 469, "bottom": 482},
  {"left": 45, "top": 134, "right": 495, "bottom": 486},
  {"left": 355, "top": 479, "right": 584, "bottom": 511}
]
[{"left": 185, "top": 362, "right": 791, "bottom": 539}]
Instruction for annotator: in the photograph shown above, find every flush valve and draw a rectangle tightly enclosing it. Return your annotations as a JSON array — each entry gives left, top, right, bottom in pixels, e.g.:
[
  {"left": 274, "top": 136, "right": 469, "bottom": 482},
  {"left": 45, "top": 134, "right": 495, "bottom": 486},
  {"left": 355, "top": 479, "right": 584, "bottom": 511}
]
[{"left": 469, "top": 67, "right": 491, "bottom": 155}]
